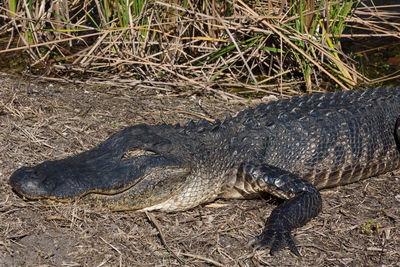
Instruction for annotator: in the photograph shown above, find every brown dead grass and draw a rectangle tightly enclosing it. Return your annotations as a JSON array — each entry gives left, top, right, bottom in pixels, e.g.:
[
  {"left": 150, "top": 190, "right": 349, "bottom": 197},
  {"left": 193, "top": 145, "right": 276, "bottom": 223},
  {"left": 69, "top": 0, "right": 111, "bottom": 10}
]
[{"left": 0, "top": 73, "right": 399, "bottom": 266}]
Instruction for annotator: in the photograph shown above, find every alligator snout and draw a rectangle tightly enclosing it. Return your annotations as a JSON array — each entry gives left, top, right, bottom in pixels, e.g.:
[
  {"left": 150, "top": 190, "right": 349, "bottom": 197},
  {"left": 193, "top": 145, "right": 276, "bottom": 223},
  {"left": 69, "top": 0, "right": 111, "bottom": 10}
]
[{"left": 10, "top": 166, "right": 52, "bottom": 199}]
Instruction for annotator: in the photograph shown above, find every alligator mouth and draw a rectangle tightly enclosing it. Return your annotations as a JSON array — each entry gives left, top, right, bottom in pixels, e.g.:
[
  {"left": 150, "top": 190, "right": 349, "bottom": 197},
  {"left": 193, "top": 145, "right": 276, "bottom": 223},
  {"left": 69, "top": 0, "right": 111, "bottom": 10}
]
[
  {"left": 10, "top": 150, "right": 191, "bottom": 212},
  {"left": 10, "top": 168, "right": 141, "bottom": 202},
  {"left": 10, "top": 124, "right": 190, "bottom": 209},
  {"left": 9, "top": 147, "right": 180, "bottom": 202}
]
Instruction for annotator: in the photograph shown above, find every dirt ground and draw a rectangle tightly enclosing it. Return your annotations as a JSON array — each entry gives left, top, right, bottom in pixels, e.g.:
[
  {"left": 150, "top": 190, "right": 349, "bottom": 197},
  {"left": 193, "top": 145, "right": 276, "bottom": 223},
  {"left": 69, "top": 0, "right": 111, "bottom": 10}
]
[{"left": 0, "top": 72, "right": 399, "bottom": 266}]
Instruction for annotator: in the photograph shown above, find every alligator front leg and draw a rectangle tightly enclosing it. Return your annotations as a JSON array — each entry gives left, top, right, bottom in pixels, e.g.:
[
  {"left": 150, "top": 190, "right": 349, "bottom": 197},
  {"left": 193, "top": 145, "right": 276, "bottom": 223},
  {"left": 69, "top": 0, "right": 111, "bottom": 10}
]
[{"left": 237, "top": 163, "right": 322, "bottom": 256}]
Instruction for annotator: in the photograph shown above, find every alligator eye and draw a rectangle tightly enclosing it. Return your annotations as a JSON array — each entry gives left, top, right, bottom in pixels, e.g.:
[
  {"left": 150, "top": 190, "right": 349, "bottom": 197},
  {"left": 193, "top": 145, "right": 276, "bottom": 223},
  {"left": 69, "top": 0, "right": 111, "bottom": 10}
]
[{"left": 121, "top": 148, "right": 157, "bottom": 159}]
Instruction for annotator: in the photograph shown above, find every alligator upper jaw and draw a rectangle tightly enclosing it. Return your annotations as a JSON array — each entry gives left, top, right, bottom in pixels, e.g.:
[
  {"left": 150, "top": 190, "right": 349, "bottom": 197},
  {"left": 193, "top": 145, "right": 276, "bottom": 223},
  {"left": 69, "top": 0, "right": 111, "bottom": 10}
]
[
  {"left": 9, "top": 149, "right": 180, "bottom": 201},
  {"left": 9, "top": 162, "right": 139, "bottom": 201},
  {"left": 9, "top": 124, "right": 187, "bottom": 202},
  {"left": 10, "top": 155, "right": 192, "bottom": 212}
]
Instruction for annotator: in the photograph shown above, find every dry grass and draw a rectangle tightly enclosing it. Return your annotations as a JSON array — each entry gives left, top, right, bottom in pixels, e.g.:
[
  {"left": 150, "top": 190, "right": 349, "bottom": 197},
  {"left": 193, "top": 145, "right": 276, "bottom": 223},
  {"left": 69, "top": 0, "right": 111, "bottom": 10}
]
[{"left": 1, "top": 0, "right": 399, "bottom": 98}]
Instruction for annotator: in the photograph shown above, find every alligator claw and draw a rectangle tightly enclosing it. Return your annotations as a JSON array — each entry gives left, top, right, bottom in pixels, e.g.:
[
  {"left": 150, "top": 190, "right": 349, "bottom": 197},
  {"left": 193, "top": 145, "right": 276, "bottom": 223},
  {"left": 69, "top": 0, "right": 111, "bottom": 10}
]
[{"left": 249, "top": 228, "right": 301, "bottom": 257}]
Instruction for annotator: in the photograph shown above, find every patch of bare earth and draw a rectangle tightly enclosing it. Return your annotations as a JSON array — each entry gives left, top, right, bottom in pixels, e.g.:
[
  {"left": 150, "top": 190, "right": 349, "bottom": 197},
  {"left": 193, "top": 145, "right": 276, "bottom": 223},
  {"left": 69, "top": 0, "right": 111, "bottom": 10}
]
[{"left": 0, "top": 73, "right": 399, "bottom": 266}]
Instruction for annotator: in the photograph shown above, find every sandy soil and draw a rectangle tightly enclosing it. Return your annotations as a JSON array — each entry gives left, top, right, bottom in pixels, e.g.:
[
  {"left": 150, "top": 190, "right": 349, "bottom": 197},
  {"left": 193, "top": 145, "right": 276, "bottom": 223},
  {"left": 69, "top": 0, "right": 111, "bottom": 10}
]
[{"left": 0, "top": 72, "right": 399, "bottom": 266}]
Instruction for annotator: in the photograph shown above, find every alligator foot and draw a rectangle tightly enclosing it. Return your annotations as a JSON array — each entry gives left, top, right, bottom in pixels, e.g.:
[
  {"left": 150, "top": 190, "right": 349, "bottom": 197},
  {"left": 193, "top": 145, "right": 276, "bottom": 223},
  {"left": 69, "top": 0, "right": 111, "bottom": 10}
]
[
  {"left": 239, "top": 163, "right": 322, "bottom": 256},
  {"left": 249, "top": 221, "right": 300, "bottom": 257}
]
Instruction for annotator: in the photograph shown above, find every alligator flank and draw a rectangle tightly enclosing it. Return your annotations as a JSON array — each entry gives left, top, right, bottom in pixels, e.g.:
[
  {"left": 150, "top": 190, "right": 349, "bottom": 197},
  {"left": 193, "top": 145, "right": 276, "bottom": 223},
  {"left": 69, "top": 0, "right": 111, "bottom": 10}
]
[{"left": 10, "top": 87, "right": 400, "bottom": 256}]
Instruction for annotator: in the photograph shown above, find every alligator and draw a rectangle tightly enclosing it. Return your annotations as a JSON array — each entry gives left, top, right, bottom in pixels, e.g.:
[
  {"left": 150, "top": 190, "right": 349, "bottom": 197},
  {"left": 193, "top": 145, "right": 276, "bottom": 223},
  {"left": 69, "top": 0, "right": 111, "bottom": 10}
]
[{"left": 10, "top": 87, "right": 400, "bottom": 256}]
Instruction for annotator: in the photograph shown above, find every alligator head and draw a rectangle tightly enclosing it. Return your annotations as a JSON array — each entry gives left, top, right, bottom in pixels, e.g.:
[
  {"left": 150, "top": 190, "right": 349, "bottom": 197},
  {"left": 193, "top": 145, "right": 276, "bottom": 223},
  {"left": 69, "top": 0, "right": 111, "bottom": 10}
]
[{"left": 10, "top": 124, "right": 192, "bottom": 210}]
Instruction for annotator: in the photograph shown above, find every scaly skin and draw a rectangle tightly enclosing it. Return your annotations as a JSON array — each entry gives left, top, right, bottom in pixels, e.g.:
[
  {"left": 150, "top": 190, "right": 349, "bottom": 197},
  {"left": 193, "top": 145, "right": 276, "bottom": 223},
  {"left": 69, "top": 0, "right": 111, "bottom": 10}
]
[{"left": 10, "top": 87, "right": 400, "bottom": 256}]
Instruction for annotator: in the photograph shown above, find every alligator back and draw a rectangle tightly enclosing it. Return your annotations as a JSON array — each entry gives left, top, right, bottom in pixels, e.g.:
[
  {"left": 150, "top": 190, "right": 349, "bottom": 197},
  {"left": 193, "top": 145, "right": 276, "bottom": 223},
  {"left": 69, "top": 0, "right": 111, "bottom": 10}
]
[{"left": 231, "top": 87, "right": 400, "bottom": 189}]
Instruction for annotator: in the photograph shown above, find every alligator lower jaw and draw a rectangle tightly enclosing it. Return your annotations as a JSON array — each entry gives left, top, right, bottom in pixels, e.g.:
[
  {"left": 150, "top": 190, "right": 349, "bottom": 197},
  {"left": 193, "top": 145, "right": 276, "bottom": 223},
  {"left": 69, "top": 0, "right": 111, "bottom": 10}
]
[{"left": 11, "top": 186, "right": 77, "bottom": 205}]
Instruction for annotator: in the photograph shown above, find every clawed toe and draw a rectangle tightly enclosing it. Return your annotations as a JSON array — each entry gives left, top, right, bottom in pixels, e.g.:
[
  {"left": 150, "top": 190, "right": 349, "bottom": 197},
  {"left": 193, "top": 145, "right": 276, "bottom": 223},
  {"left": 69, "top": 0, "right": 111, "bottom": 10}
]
[{"left": 249, "top": 229, "right": 301, "bottom": 257}]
